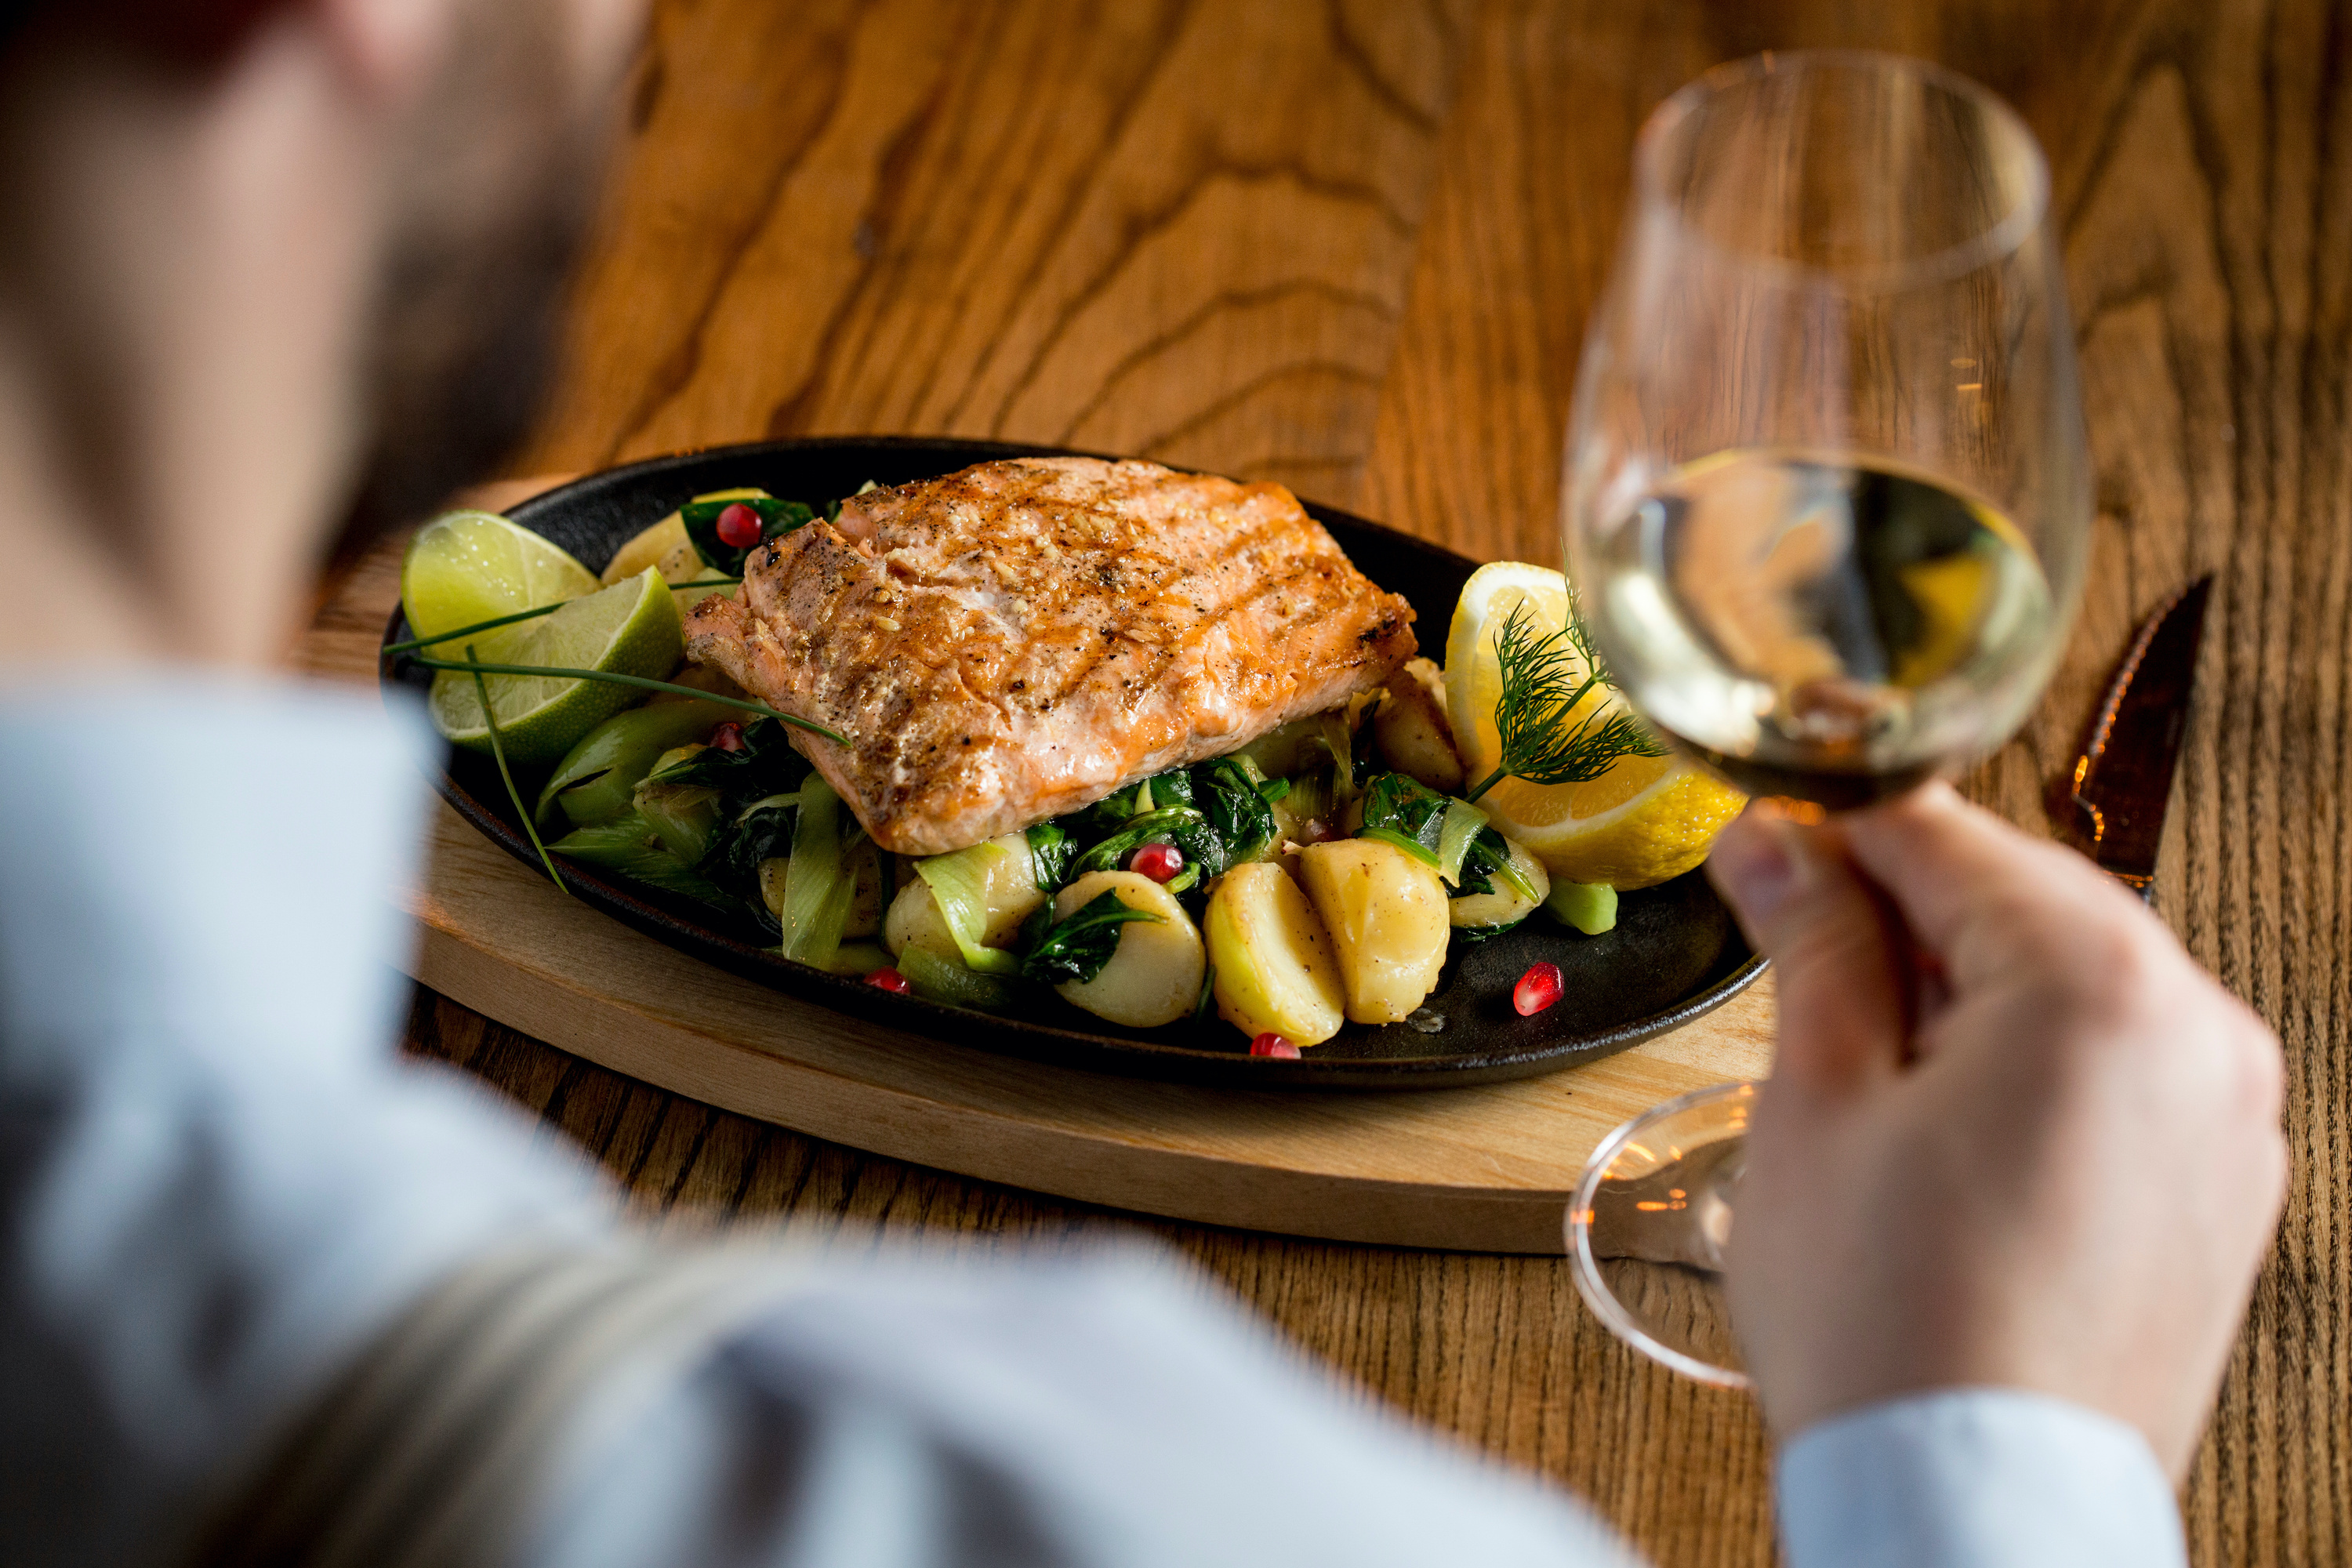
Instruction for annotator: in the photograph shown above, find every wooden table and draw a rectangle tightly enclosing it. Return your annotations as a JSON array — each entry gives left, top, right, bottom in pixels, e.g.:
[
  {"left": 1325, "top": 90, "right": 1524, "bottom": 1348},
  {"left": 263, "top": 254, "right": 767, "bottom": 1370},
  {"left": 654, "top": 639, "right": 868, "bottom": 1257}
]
[{"left": 383, "top": 3, "right": 2348, "bottom": 1561}]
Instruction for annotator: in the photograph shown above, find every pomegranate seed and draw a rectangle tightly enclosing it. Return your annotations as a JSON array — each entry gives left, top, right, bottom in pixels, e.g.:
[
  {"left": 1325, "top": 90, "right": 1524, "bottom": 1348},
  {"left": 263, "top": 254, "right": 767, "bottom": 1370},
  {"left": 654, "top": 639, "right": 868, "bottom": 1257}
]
[
  {"left": 1129, "top": 841, "right": 1185, "bottom": 883},
  {"left": 866, "top": 967, "right": 911, "bottom": 994},
  {"left": 1250, "top": 1032, "right": 1300, "bottom": 1058},
  {"left": 1513, "top": 961, "right": 1564, "bottom": 1017},
  {"left": 709, "top": 721, "right": 745, "bottom": 752},
  {"left": 714, "top": 502, "right": 764, "bottom": 550}
]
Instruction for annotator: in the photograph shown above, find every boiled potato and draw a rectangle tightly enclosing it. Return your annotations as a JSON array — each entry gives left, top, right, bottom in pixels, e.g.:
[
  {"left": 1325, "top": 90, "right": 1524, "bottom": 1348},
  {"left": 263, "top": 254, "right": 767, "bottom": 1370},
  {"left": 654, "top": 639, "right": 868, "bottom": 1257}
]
[
  {"left": 1374, "top": 657, "right": 1465, "bottom": 794},
  {"left": 884, "top": 833, "right": 1045, "bottom": 960},
  {"left": 602, "top": 512, "right": 693, "bottom": 584},
  {"left": 1203, "top": 862, "right": 1346, "bottom": 1045},
  {"left": 1051, "top": 870, "right": 1205, "bottom": 1029},
  {"left": 1448, "top": 834, "right": 1549, "bottom": 931},
  {"left": 1297, "top": 838, "right": 1450, "bottom": 1024}
]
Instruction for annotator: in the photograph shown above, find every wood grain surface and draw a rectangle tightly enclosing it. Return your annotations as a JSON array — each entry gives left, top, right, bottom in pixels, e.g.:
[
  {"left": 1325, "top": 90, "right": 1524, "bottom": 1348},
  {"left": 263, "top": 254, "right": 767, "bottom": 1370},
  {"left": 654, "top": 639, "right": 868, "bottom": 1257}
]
[{"left": 361, "top": 2, "right": 2352, "bottom": 1562}]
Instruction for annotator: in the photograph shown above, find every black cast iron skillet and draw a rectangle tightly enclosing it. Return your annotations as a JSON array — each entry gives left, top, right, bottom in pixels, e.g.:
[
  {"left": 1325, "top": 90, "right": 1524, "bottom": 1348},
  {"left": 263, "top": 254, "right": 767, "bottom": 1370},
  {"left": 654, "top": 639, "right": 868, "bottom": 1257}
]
[{"left": 380, "top": 437, "right": 1762, "bottom": 1089}]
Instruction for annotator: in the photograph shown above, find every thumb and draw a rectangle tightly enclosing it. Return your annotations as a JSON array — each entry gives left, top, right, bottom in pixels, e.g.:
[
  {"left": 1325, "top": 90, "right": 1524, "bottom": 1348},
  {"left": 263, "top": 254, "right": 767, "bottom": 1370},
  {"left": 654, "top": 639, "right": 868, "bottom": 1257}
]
[{"left": 1707, "top": 808, "right": 1911, "bottom": 1096}]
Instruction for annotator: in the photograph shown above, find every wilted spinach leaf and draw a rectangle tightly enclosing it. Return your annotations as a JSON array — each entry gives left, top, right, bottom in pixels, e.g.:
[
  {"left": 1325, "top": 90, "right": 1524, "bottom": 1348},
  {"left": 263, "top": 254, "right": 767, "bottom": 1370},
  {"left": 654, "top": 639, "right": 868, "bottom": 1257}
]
[
  {"left": 681, "top": 494, "right": 819, "bottom": 575},
  {"left": 1019, "top": 890, "right": 1163, "bottom": 986},
  {"left": 1196, "top": 756, "right": 1276, "bottom": 866},
  {"left": 645, "top": 717, "right": 812, "bottom": 807},
  {"left": 1067, "top": 806, "right": 1218, "bottom": 882},
  {"left": 1359, "top": 771, "right": 1519, "bottom": 895},
  {"left": 1027, "top": 821, "right": 1076, "bottom": 890},
  {"left": 704, "top": 797, "right": 798, "bottom": 890}
]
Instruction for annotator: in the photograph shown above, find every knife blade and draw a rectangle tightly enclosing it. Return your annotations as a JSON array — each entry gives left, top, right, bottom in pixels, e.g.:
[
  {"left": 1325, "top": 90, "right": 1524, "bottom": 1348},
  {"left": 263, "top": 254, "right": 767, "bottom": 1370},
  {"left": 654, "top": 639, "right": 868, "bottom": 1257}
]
[{"left": 2062, "top": 575, "right": 2213, "bottom": 899}]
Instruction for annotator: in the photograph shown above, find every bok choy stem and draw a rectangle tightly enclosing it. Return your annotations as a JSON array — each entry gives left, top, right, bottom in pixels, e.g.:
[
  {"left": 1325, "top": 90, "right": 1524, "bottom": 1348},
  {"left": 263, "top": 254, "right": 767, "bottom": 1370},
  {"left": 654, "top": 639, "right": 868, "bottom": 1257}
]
[
  {"left": 777, "top": 778, "right": 855, "bottom": 967},
  {"left": 1436, "top": 800, "right": 1490, "bottom": 888},
  {"left": 914, "top": 843, "right": 1022, "bottom": 975}
]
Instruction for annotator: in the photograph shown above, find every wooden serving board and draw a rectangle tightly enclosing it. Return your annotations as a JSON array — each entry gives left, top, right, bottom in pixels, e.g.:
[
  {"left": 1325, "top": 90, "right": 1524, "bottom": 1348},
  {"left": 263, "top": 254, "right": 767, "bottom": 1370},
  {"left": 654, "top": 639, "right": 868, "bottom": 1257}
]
[{"left": 307, "top": 492, "right": 1776, "bottom": 1255}]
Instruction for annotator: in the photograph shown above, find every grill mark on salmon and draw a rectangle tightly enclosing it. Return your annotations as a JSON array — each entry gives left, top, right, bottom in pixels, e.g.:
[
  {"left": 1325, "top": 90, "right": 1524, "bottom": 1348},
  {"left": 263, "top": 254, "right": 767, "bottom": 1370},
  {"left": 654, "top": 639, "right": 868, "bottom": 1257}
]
[{"left": 684, "top": 456, "right": 1417, "bottom": 856}]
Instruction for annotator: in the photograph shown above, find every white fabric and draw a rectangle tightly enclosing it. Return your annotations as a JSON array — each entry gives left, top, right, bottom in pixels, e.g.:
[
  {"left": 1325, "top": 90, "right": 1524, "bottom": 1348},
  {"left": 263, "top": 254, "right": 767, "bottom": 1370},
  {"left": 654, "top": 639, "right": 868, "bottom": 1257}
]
[
  {"left": 1778, "top": 1388, "right": 2187, "bottom": 1566},
  {"left": 0, "top": 677, "right": 2186, "bottom": 1567}
]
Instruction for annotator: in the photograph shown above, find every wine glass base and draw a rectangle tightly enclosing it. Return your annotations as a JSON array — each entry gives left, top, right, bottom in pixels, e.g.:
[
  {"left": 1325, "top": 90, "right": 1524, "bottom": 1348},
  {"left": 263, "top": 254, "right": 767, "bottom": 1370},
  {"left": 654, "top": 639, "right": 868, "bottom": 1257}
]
[{"left": 1566, "top": 1080, "right": 1755, "bottom": 1386}]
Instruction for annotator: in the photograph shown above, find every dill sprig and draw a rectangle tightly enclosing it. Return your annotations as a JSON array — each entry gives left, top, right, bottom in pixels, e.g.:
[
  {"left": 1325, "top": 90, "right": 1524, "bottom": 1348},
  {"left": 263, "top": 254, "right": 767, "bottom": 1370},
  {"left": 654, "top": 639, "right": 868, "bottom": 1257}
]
[{"left": 1461, "top": 588, "right": 1665, "bottom": 804}]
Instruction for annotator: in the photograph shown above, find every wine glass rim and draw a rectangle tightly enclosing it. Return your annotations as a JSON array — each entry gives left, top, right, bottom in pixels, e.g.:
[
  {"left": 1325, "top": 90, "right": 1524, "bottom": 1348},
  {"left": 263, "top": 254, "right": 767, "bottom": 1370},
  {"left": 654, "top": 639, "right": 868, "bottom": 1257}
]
[
  {"left": 1632, "top": 49, "right": 2051, "bottom": 292},
  {"left": 1565, "top": 1079, "right": 1755, "bottom": 1388}
]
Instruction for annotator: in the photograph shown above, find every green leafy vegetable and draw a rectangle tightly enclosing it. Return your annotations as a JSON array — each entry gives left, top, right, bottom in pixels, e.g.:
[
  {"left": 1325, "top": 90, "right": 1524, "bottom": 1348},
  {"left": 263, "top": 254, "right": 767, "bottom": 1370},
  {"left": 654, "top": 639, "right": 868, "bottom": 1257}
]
[
  {"left": 633, "top": 756, "right": 723, "bottom": 863},
  {"left": 1359, "top": 771, "right": 1528, "bottom": 898},
  {"left": 1358, "top": 825, "right": 1442, "bottom": 867},
  {"left": 706, "top": 793, "right": 800, "bottom": 890},
  {"left": 1087, "top": 768, "right": 1195, "bottom": 835},
  {"left": 1018, "top": 890, "right": 1163, "bottom": 986},
  {"left": 1464, "top": 591, "right": 1664, "bottom": 804},
  {"left": 1544, "top": 879, "right": 1618, "bottom": 935},
  {"left": 1454, "top": 914, "right": 1531, "bottom": 943},
  {"left": 548, "top": 815, "right": 732, "bottom": 906},
  {"left": 535, "top": 700, "right": 738, "bottom": 830},
  {"left": 915, "top": 842, "right": 1022, "bottom": 975},
  {"left": 1026, "top": 821, "right": 1076, "bottom": 890},
  {"left": 776, "top": 777, "right": 855, "bottom": 967},
  {"left": 644, "top": 717, "right": 813, "bottom": 797},
  {"left": 1314, "top": 711, "right": 1363, "bottom": 810},
  {"left": 681, "top": 493, "right": 818, "bottom": 575},
  {"left": 1196, "top": 757, "right": 1276, "bottom": 868},
  {"left": 1359, "top": 772, "right": 1447, "bottom": 855},
  {"left": 897, "top": 946, "right": 1017, "bottom": 1009},
  {"left": 1435, "top": 799, "right": 1490, "bottom": 887},
  {"left": 1067, "top": 805, "right": 1215, "bottom": 882}
]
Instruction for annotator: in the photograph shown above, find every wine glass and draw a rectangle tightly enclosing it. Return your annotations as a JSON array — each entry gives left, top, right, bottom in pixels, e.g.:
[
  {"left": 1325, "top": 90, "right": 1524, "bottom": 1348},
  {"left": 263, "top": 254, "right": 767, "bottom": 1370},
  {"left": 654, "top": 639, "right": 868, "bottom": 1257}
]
[{"left": 1559, "top": 52, "right": 2091, "bottom": 1385}]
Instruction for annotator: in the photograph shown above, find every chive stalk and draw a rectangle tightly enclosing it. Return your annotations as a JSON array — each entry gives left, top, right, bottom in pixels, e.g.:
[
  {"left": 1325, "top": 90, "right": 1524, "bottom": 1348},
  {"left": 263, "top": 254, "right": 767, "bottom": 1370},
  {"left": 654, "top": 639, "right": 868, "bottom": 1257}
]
[
  {"left": 401, "top": 655, "right": 846, "bottom": 745},
  {"left": 384, "top": 579, "right": 742, "bottom": 656},
  {"left": 467, "top": 644, "right": 571, "bottom": 897}
]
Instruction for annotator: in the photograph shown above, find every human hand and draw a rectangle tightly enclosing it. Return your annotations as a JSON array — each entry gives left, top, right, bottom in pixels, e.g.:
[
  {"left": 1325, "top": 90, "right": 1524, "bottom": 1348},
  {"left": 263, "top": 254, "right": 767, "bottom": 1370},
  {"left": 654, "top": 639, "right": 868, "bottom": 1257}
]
[{"left": 1706, "top": 783, "right": 2285, "bottom": 1477}]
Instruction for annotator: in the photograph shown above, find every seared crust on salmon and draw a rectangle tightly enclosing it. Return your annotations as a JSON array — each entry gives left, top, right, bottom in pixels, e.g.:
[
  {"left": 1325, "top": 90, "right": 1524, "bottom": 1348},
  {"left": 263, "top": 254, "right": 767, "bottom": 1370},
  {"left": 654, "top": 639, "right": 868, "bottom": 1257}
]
[{"left": 684, "top": 456, "right": 1416, "bottom": 855}]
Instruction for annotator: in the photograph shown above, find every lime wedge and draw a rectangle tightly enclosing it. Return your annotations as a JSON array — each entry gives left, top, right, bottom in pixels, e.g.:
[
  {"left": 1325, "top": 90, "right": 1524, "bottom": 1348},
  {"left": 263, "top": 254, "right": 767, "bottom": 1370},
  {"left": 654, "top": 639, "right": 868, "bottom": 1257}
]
[
  {"left": 427, "top": 567, "right": 685, "bottom": 767},
  {"left": 402, "top": 509, "right": 598, "bottom": 654}
]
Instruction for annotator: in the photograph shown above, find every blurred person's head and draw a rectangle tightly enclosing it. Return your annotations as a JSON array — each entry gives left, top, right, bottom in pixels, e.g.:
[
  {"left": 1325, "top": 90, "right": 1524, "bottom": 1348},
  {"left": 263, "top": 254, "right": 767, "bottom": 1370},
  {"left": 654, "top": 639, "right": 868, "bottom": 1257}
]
[{"left": 0, "top": 0, "right": 645, "bottom": 666}]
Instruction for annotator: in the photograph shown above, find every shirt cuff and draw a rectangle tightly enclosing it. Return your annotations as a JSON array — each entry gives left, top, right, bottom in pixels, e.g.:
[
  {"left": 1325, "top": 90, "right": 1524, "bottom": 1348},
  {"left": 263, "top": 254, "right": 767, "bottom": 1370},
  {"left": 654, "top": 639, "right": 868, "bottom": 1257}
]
[{"left": 1777, "top": 1388, "right": 2186, "bottom": 1568}]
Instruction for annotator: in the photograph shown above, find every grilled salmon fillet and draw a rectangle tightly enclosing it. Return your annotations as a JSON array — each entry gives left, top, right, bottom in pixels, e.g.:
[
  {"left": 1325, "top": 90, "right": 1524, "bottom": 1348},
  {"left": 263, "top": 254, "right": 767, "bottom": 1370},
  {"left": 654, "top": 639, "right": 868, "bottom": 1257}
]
[{"left": 683, "top": 456, "right": 1416, "bottom": 855}]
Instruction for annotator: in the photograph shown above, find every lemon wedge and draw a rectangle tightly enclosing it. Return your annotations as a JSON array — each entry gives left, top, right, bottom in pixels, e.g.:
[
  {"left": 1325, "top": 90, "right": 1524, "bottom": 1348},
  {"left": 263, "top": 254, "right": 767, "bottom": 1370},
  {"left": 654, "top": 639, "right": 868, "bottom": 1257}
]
[{"left": 1444, "top": 561, "right": 1745, "bottom": 890}]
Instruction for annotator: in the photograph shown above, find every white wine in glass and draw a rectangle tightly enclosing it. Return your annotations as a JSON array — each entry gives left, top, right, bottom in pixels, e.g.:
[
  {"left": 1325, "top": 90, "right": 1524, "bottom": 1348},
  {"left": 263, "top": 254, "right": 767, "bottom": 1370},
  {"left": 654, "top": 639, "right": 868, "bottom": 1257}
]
[
  {"left": 1565, "top": 53, "right": 2089, "bottom": 809},
  {"left": 1561, "top": 52, "right": 2091, "bottom": 1385}
]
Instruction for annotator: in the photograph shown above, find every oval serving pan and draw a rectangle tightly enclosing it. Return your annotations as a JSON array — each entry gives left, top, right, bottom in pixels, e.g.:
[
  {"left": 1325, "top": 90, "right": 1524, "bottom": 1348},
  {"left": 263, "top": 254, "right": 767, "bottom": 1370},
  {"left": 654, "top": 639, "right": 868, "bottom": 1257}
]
[{"left": 381, "top": 437, "right": 1762, "bottom": 1089}]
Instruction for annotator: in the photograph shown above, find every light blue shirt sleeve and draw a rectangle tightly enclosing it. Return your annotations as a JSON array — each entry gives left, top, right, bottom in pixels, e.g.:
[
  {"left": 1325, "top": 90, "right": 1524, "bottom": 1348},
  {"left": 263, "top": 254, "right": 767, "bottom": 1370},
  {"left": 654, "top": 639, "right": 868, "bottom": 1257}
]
[
  {"left": 0, "top": 677, "right": 611, "bottom": 1566},
  {"left": 0, "top": 676, "right": 2187, "bottom": 1568},
  {"left": 1777, "top": 1388, "right": 2188, "bottom": 1566}
]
